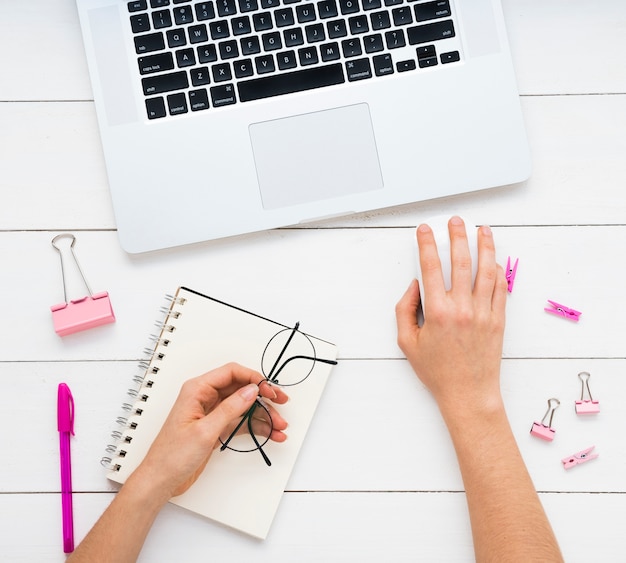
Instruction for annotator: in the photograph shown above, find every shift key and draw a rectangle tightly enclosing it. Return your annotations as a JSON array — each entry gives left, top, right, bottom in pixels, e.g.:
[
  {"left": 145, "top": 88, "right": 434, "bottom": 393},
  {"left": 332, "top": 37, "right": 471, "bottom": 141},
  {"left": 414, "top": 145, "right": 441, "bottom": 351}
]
[{"left": 142, "top": 71, "right": 189, "bottom": 95}]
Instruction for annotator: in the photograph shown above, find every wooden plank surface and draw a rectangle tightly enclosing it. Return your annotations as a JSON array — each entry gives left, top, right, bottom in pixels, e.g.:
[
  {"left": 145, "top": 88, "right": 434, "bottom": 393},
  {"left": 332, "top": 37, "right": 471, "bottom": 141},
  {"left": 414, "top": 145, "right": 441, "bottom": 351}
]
[
  {"left": 1, "top": 0, "right": 625, "bottom": 560},
  {"left": 2, "top": 492, "right": 625, "bottom": 562},
  {"left": 0, "top": 227, "right": 623, "bottom": 362}
]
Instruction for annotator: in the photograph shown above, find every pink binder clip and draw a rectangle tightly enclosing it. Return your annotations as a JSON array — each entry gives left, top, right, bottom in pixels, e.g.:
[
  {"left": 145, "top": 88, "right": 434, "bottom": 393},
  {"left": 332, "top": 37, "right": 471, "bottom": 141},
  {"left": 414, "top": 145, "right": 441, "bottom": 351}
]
[
  {"left": 505, "top": 256, "right": 518, "bottom": 293},
  {"left": 530, "top": 398, "right": 560, "bottom": 441},
  {"left": 544, "top": 300, "right": 581, "bottom": 322},
  {"left": 575, "top": 371, "right": 600, "bottom": 414},
  {"left": 562, "top": 446, "right": 598, "bottom": 470},
  {"left": 50, "top": 234, "right": 115, "bottom": 336}
]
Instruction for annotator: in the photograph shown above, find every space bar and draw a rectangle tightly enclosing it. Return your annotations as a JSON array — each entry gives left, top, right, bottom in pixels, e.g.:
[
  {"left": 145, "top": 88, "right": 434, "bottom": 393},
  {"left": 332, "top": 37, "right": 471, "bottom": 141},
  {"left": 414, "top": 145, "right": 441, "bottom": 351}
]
[{"left": 237, "top": 64, "right": 345, "bottom": 102}]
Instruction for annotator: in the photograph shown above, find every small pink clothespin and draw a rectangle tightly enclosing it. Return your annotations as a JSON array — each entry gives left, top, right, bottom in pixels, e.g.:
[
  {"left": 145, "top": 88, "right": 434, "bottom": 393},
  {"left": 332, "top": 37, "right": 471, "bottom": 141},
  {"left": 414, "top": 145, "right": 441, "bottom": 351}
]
[
  {"left": 50, "top": 234, "right": 115, "bottom": 336},
  {"left": 544, "top": 300, "right": 581, "bottom": 322},
  {"left": 530, "top": 398, "right": 560, "bottom": 441},
  {"left": 575, "top": 371, "right": 600, "bottom": 414},
  {"left": 562, "top": 446, "right": 598, "bottom": 469},
  {"left": 506, "top": 257, "right": 518, "bottom": 293}
]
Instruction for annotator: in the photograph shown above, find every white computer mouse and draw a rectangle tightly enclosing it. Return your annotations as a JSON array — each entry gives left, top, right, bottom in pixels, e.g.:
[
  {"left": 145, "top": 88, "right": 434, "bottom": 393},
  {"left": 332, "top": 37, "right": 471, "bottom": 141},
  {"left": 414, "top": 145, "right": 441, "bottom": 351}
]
[{"left": 415, "top": 215, "right": 479, "bottom": 316}]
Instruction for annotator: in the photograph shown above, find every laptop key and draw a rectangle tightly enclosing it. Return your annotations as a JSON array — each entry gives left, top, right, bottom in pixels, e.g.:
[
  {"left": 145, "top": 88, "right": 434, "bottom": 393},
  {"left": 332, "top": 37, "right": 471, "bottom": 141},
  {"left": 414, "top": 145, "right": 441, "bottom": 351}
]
[
  {"left": 298, "top": 46, "right": 319, "bottom": 66},
  {"left": 338, "top": 0, "right": 359, "bottom": 15},
  {"left": 234, "top": 58, "right": 254, "bottom": 78},
  {"left": 145, "top": 96, "right": 166, "bottom": 119},
  {"left": 167, "top": 92, "right": 188, "bottom": 115},
  {"left": 167, "top": 28, "right": 187, "bottom": 47},
  {"left": 190, "top": 66, "right": 212, "bottom": 85},
  {"left": 189, "top": 24, "right": 209, "bottom": 42},
  {"left": 364, "top": 33, "right": 383, "bottom": 53},
  {"left": 130, "top": 14, "right": 151, "bottom": 33},
  {"left": 134, "top": 32, "right": 166, "bottom": 54},
  {"left": 372, "top": 52, "right": 393, "bottom": 75},
  {"left": 277, "top": 50, "right": 298, "bottom": 70},
  {"left": 440, "top": 50, "right": 459, "bottom": 64},
  {"left": 198, "top": 44, "right": 218, "bottom": 62},
  {"left": 346, "top": 57, "right": 372, "bottom": 81},
  {"left": 320, "top": 41, "right": 340, "bottom": 61},
  {"left": 128, "top": 1, "right": 148, "bottom": 12},
  {"left": 407, "top": 19, "right": 454, "bottom": 44},
  {"left": 370, "top": 11, "right": 391, "bottom": 30},
  {"left": 176, "top": 48, "right": 196, "bottom": 66},
  {"left": 217, "top": 0, "right": 237, "bottom": 17},
  {"left": 385, "top": 28, "right": 405, "bottom": 48},
  {"left": 142, "top": 70, "right": 189, "bottom": 94},
  {"left": 138, "top": 52, "right": 175, "bottom": 74},
  {"left": 238, "top": 63, "right": 344, "bottom": 102},
  {"left": 414, "top": 0, "right": 451, "bottom": 22},
  {"left": 317, "top": 0, "right": 338, "bottom": 19},
  {"left": 152, "top": 10, "right": 173, "bottom": 28},
  {"left": 362, "top": 0, "right": 381, "bottom": 10},
  {"left": 239, "top": 0, "right": 259, "bottom": 12},
  {"left": 210, "top": 84, "right": 237, "bottom": 106},
  {"left": 255, "top": 54, "right": 276, "bottom": 73},
  {"left": 195, "top": 2, "right": 216, "bottom": 20},
  {"left": 189, "top": 88, "right": 210, "bottom": 110},
  {"left": 396, "top": 59, "right": 416, "bottom": 72},
  {"left": 212, "top": 62, "right": 233, "bottom": 81},
  {"left": 341, "top": 37, "right": 362, "bottom": 57},
  {"left": 174, "top": 5, "right": 194, "bottom": 24}
]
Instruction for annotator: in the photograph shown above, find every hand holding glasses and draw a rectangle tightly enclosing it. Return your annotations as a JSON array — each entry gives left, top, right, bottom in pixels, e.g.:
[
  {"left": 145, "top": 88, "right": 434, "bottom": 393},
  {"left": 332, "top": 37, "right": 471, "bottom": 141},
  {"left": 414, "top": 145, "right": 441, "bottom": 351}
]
[{"left": 219, "top": 322, "right": 337, "bottom": 466}]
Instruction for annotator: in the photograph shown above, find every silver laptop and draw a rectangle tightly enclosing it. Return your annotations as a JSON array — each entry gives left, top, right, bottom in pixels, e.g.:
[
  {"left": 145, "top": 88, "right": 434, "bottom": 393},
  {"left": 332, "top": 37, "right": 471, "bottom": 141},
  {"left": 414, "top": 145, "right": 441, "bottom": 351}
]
[{"left": 76, "top": 0, "right": 530, "bottom": 253}]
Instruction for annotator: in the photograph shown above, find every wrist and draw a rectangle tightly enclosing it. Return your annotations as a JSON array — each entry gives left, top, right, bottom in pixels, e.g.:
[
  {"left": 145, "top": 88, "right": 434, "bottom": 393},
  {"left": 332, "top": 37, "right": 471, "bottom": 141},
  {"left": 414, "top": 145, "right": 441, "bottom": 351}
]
[
  {"left": 437, "top": 392, "right": 507, "bottom": 436},
  {"left": 122, "top": 465, "right": 172, "bottom": 513}
]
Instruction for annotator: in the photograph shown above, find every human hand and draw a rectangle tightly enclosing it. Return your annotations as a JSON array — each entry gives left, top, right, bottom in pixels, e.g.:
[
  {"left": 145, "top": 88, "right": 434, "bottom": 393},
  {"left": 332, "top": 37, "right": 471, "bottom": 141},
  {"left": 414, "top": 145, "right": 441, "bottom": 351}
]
[
  {"left": 395, "top": 216, "right": 508, "bottom": 419},
  {"left": 131, "top": 363, "right": 289, "bottom": 501}
]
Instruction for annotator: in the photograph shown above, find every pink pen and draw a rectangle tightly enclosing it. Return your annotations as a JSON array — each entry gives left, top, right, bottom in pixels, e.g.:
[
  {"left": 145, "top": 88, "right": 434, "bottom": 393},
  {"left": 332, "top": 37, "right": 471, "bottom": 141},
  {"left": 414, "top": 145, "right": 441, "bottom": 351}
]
[{"left": 57, "top": 383, "right": 75, "bottom": 553}]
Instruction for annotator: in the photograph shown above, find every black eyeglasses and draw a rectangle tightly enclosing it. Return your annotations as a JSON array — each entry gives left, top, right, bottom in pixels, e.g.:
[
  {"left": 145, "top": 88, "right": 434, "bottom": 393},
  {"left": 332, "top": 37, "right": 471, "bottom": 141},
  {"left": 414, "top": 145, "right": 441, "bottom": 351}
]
[{"left": 219, "top": 322, "right": 337, "bottom": 466}]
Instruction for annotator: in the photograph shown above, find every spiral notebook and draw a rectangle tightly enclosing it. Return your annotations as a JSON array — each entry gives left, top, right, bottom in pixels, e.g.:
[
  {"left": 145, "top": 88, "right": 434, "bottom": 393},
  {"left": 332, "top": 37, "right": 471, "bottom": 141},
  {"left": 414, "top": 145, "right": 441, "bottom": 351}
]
[{"left": 104, "top": 286, "right": 337, "bottom": 539}]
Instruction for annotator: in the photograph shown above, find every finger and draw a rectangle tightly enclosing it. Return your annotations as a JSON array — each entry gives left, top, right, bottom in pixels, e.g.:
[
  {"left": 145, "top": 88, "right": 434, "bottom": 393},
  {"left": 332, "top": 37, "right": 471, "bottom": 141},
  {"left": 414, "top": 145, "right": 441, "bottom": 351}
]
[
  {"left": 416, "top": 224, "right": 446, "bottom": 301},
  {"left": 199, "top": 383, "right": 260, "bottom": 438},
  {"left": 188, "top": 363, "right": 265, "bottom": 403},
  {"left": 258, "top": 380, "right": 289, "bottom": 404},
  {"left": 395, "top": 278, "right": 421, "bottom": 335},
  {"left": 491, "top": 263, "right": 508, "bottom": 317},
  {"left": 262, "top": 399, "right": 288, "bottom": 433},
  {"left": 448, "top": 216, "right": 473, "bottom": 293},
  {"left": 473, "top": 225, "right": 498, "bottom": 306},
  {"left": 246, "top": 402, "right": 289, "bottom": 443}
]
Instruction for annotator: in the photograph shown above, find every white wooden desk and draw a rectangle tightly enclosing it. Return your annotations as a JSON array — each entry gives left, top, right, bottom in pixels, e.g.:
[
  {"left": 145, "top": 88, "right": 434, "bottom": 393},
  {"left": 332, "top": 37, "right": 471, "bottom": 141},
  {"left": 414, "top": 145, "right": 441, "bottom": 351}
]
[{"left": 1, "top": 1, "right": 625, "bottom": 560}]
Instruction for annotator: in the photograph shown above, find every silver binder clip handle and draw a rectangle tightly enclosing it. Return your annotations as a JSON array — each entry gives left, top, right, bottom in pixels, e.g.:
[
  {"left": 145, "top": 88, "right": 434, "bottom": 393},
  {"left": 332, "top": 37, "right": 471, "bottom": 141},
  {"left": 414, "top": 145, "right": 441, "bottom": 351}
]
[{"left": 51, "top": 233, "right": 93, "bottom": 302}]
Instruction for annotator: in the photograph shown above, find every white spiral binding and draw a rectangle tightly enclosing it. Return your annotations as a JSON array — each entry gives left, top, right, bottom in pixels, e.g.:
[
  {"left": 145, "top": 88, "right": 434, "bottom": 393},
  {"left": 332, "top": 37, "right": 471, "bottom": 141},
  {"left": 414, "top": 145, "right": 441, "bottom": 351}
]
[{"left": 101, "top": 292, "right": 186, "bottom": 472}]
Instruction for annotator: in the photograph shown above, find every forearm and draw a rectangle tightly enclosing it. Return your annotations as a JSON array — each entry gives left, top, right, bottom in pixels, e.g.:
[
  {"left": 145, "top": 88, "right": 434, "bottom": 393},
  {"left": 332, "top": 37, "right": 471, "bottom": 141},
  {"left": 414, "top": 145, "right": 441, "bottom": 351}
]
[
  {"left": 442, "top": 402, "right": 563, "bottom": 563},
  {"left": 67, "top": 472, "right": 169, "bottom": 563}
]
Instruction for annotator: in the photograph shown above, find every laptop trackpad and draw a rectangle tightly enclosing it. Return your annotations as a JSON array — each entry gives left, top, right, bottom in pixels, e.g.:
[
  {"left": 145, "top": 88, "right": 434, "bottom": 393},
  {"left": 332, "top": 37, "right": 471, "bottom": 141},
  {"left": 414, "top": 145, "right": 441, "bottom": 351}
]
[{"left": 250, "top": 103, "right": 384, "bottom": 210}]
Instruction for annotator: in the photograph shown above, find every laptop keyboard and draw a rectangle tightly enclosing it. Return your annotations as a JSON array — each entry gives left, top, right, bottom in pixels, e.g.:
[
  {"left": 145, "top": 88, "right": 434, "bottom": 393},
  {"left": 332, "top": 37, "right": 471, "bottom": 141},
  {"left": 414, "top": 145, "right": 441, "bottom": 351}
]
[{"left": 128, "top": 0, "right": 461, "bottom": 119}]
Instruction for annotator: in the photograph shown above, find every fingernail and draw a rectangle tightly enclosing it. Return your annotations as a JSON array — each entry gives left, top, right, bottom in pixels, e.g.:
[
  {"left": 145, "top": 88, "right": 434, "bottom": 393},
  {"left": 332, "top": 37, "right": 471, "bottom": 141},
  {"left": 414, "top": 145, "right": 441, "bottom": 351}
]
[
  {"left": 450, "top": 215, "right": 463, "bottom": 226},
  {"left": 239, "top": 384, "right": 258, "bottom": 401},
  {"left": 259, "top": 379, "right": 277, "bottom": 399},
  {"left": 417, "top": 224, "right": 431, "bottom": 233},
  {"left": 480, "top": 225, "right": 492, "bottom": 236}
]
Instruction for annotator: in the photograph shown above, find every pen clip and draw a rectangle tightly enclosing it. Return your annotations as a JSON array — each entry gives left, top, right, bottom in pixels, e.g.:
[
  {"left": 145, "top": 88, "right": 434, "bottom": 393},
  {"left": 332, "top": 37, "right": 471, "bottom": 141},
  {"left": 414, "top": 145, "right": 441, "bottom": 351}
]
[{"left": 57, "top": 383, "right": 75, "bottom": 436}]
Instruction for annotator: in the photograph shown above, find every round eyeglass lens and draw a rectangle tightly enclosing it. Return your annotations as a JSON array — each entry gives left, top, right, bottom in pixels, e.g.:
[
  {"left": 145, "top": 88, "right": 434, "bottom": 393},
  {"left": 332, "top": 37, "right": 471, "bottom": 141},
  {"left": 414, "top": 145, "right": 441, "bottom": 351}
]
[
  {"left": 261, "top": 328, "right": 316, "bottom": 386},
  {"left": 219, "top": 399, "right": 273, "bottom": 453}
]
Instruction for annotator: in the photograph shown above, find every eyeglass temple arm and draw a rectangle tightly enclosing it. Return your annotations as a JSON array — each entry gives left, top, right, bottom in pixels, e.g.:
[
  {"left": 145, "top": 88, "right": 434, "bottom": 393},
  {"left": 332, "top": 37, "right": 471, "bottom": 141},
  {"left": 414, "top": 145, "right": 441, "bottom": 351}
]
[
  {"left": 247, "top": 413, "right": 272, "bottom": 466},
  {"left": 269, "top": 355, "right": 338, "bottom": 382},
  {"left": 267, "top": 322, "right": 300, "bottom": 380},
  {"left": 220, "top": 400, "right": 259, "bottom": 451}
]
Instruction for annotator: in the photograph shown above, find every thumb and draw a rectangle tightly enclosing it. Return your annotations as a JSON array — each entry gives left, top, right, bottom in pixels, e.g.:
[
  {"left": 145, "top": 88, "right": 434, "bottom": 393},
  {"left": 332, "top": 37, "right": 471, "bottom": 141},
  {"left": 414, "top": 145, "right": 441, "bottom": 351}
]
[
  {"left": 396, "top": 279, "right": 421, "bottom": 333},
  {"left": 200, "top": 383, "right": 259, "bottom": 436}
]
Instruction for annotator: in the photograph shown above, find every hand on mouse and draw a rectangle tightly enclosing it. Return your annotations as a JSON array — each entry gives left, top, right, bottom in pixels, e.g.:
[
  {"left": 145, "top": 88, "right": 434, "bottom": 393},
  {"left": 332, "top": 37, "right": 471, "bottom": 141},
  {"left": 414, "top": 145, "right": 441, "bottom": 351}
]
[
  {"left": 396, "top": 216, "right": 508, "bottom": 418},
  {"left": 395, "top": 217, "right": 563, "bottom": 562}
]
